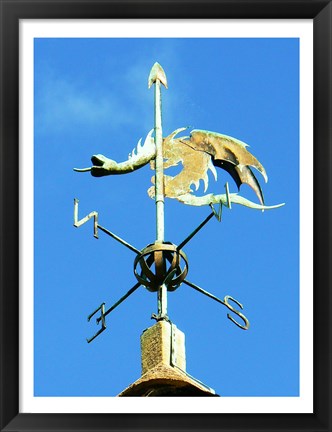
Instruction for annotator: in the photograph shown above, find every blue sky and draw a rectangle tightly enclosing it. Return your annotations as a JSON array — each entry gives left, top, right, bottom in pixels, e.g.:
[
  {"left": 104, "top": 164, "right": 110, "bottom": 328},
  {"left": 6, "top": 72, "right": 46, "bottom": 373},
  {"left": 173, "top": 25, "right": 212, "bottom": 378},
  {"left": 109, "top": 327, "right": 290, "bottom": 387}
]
[{"left": 34, "top": 37, "right": 299, "bottom": 397}]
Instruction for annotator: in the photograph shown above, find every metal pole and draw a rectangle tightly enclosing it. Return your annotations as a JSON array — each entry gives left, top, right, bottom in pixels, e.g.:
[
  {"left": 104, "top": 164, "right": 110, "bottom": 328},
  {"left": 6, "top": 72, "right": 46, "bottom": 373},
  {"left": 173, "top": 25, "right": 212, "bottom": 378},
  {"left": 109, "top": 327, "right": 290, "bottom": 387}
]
[
  {"left": 154, "top": 78, "right": 165, "bottom": 242},
  {"left": 148, "top": 62, "right": 168, "bottom": 318}
]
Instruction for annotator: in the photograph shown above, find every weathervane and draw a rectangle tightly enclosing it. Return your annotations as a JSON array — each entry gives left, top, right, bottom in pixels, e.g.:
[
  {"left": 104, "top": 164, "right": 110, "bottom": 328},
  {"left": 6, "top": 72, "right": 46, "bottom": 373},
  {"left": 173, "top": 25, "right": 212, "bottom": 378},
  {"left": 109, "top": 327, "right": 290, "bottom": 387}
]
[{"left": 74, "top": 62, "right": 284, "bottom": 343}]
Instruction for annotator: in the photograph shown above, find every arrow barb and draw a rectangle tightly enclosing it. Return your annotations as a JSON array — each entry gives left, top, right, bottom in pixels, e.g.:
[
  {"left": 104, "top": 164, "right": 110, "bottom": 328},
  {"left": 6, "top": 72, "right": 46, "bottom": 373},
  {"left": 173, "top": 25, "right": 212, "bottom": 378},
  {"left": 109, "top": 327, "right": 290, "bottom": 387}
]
[{"left": 148, "top": 62, "right": 168, "bottom": 89}]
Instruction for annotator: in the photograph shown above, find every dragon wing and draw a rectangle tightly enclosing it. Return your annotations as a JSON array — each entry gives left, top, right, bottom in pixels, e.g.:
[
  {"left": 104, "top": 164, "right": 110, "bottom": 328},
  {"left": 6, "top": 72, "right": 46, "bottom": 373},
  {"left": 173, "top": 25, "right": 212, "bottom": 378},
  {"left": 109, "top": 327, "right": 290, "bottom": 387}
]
[{"left": 181, "top": 129, "right": 268, "bottom": 205}]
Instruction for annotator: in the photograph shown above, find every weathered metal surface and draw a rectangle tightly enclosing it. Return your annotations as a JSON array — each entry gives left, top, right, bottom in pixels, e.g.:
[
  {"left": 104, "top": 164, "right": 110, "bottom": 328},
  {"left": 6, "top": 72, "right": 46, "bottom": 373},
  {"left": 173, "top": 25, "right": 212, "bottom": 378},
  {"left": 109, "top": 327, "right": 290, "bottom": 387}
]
[
  {"left": 74, "top": 129, "right": 155, "bottom": 176},
  {"left": 149, "top": 128, "right": 212, "bottom": 198},
  {"left": 149, "top": 128, "right": 268, "bottom": 206},
  {"left": 183, "top": 129, "right": 267, "bottom": 202},
  {"left": 183, "top": 280, "right": 250, "bottom": 330},
  {"left": 148, "top": 62, "right": 168, "bottom": 89},
  {"left": 97, "top": 282, "right": 141, "bottom": 324},
  {"left": 73, "top": 62, "right": 285, "bottom": 346},
  {"left": 73, "top": 198, "right": 140, "bottom": 254},
  {"left": 149, "top": 62, "right": 168, "bottom": 319},
  {"left": 86, "top": 283, "right": 141, "bottom": 343},
  {"left": 134, "top": 242, "right": 189, "bottom": 292},
  {"left": 176, "top": 211, "right": 215, "bottom": 251},
  {"left": 75, "top": 126, "right": 284, "bottom": 210},
  {"left": 73, "top": 198, "right": 99, "bottom": 238},
  {"left": 86, "top": 303, "right": 106, "bottom": 343},
  {"left": 176, "top": 191, "right": 284, "bottom": 209}
]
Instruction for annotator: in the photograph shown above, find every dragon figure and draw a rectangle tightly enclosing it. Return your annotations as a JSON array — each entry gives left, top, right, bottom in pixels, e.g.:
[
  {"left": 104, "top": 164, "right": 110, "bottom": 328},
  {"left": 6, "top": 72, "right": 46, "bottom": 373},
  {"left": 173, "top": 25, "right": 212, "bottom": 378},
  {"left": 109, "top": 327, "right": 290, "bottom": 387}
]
[{"left": 75, "top": 127, "right": 283, "bottom": 211}]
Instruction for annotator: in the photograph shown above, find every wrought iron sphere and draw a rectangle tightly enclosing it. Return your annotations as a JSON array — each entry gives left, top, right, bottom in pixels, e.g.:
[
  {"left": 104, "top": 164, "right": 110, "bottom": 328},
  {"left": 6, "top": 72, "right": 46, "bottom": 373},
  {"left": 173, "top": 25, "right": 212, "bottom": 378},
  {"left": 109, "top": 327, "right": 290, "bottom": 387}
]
[{"left": 133, "top": 242, "right": 189, "bottom": 292}]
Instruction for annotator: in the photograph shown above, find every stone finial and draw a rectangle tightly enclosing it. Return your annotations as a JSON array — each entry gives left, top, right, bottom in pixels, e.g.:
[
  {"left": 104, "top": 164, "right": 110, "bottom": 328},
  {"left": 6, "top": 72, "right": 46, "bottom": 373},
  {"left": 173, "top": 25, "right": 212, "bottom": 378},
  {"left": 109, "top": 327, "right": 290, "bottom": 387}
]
[{"left": 141, "top": 320, "right": 186, "bottom": 374}]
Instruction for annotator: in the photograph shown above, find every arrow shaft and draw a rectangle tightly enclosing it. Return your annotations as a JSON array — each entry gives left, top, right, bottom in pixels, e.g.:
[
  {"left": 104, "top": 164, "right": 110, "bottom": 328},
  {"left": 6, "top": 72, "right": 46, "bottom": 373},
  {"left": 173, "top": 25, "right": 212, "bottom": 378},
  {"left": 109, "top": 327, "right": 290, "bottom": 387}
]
[
  {"left": 149, "top": 62, "right": 168, "bottom": 319},
  {"left": 154, "top": 77, "right": 167, "bottom": 318},
  {"left": 154, "top": 78, "right": 165, "bottom": 242}
]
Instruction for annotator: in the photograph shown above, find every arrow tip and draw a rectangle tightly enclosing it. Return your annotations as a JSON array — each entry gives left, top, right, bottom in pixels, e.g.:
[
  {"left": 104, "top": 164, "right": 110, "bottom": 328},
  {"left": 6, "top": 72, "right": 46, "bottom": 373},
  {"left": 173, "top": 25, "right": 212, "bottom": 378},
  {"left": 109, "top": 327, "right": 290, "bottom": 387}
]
[{"left": 148, "top": 62, "right": 168, "bottom": 89}]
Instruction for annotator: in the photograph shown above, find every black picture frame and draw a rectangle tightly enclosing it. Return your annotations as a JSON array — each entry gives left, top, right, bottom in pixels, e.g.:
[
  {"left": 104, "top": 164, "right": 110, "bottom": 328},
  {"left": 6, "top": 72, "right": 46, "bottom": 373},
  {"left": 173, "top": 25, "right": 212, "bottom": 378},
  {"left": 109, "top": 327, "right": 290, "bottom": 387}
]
[{"left": 1, "top": 1, "right": 331, "bottom": 431}]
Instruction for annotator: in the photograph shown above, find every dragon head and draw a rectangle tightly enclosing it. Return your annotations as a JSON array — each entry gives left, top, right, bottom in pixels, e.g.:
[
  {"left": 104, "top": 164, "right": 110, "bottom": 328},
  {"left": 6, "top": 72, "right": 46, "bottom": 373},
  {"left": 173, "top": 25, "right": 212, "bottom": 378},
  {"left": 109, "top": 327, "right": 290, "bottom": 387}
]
[{"left": 89, "top": 154, "right": 119, "bottom": 177}]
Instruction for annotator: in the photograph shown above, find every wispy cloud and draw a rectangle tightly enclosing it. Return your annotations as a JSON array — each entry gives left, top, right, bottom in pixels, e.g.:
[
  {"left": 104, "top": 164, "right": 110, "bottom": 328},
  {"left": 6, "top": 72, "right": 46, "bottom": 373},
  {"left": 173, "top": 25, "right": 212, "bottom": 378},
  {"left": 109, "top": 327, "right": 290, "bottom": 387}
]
[
  {"left": 34, "top": 70, "right": 132, "bottom": 136},
  {"left": 34, "top": 41, "right": 194, "bottom": 138}
]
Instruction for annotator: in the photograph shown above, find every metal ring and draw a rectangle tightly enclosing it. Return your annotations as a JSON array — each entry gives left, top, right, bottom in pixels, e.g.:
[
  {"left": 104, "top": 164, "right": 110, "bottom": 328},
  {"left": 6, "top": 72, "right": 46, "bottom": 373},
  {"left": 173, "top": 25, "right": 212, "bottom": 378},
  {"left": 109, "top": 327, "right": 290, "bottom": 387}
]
[{"left": 133, "top": 242, "right": 189, "bottom": 292}]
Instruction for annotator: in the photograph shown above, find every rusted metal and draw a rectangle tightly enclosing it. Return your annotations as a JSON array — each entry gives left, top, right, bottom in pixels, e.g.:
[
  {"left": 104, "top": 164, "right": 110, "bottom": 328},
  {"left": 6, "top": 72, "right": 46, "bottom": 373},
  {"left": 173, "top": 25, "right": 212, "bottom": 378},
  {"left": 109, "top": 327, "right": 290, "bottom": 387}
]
[
  {"left": 147, "top": 127, "right": 270, "bottom": 207},
  {"left": 134, "top": 242, "right": 189, "bottom": 292},
  {"left": 180, "top": 129, "right": 267, "bottom": 203},
  {"left": 75, "top": 127, "right": 284, "bottom": 210}
]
